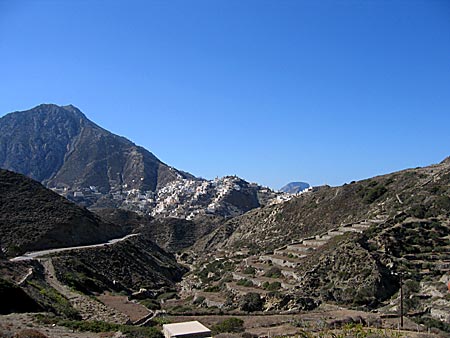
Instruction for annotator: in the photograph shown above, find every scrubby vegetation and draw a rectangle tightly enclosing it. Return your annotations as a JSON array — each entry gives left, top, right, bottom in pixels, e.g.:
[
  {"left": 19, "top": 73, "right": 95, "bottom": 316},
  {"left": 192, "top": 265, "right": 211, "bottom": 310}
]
[
  {"left": 13, "top": 329, "right": 49, "bottom": 338},
  {"left": 35, "top": 315, "right": 163, "bottom": 337},
  {"left": 237, "top": 278, "right": 254, "bottom": 287},
  {"left": 212, "top": 317, "right": 244, "bottom": 334},
  {"left": 26, "top": 280, "right": 79, "bottom": 319},
  {"left": 240, "top": 292, "right": 263, "bottom": 312}
]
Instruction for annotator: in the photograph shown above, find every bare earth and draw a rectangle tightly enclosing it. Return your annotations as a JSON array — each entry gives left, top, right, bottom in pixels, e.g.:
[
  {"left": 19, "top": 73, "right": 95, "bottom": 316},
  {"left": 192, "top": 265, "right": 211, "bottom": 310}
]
[
  {"left": 167, "top": 305, "right": 444, "bottom": 337},
  {"left": 0, "top": 313, "right": 101, "bottom": 338},
  {"left": 97, "top": 292, "right": 150, "bottom": 322}
]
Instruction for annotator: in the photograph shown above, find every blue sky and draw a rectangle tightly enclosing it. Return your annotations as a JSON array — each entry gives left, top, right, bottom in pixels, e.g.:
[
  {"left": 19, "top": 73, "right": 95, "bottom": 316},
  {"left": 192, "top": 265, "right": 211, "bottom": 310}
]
[{"left": 1, "top": 0, "right": 449, "bottom": 188}]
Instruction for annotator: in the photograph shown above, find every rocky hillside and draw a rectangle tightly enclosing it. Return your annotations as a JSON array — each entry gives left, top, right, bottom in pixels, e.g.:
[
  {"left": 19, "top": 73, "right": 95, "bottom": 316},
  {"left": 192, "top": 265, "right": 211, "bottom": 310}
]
[
  {"left": 183, "top": 158, "right": 450, "bottom": 325},
  {"left": 51, "top": 233, "right": 186, "bottom": 294},
  {"left": 94, "top": 208, "right": 221, "bottom": 253},
  {"left": 0, "top": 231, "right": 186, "bottom": 321},
  {"left": 196, "top": 157, "right": 450, "bottom": 253},
  {"left": 0, "top": 169, "right": 126, "bottom": 257}
]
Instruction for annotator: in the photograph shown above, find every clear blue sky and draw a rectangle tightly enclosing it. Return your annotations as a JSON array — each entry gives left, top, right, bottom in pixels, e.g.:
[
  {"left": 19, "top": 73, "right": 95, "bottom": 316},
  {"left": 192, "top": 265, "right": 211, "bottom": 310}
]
[{"left": 1, "top": 0, "right": 449, "bottom": 189}]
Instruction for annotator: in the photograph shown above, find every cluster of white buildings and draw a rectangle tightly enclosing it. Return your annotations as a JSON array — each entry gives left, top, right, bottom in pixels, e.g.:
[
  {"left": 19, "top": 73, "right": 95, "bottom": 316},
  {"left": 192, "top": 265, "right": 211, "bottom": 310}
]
[{"left": 52, "top": 176, "right": 301, "bottom": 220}]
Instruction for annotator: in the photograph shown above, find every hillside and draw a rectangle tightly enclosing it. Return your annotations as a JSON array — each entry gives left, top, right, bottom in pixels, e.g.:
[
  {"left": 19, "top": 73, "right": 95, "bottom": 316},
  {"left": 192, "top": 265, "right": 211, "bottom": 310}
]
[
  {"left": 181, "top": 158, "right": 450, "bottom": 326},
  {"left": 196, "top": 158, "right": 450, "bottom": 253},
  {"left": 51, "top": 233, "right": 186, "bottom": 294},
  {"left": 0, "top": 170, "right": 187, "bottom": 323},
  {"left": 94, "top": 208, "right": 222, "bottom": 252},
  {"left": 0, "top": 169, "right": 126, "bottom": 257}
]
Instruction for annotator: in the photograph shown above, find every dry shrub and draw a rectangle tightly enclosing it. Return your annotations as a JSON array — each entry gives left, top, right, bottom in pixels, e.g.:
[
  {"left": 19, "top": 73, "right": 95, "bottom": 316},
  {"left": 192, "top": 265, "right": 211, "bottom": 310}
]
[{"left": 14, "top": 329, "right": 48, "bottom": 338}]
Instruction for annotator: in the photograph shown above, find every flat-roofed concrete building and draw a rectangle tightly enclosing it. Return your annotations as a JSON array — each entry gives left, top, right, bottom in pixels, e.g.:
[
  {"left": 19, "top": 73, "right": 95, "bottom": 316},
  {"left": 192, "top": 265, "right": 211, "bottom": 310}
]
[{"left": 162, "top": 321, "right": 212, "bottom": 338}]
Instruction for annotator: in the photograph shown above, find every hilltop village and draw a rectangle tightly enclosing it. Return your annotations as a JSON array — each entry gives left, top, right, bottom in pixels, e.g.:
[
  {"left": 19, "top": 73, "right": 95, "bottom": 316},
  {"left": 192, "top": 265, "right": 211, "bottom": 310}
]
[{"left": 51, "top": 176, "right": 298, "bottom": 219}]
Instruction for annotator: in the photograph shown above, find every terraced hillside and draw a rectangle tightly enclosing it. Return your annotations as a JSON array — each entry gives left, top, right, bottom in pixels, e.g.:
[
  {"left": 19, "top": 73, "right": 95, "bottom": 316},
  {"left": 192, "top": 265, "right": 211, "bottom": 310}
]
[
  {"left": 174, "top": 158, "right": 450, "bottom": 326},
  {"left": 195, "top": 157, "right": 450, "bottom": 253}
]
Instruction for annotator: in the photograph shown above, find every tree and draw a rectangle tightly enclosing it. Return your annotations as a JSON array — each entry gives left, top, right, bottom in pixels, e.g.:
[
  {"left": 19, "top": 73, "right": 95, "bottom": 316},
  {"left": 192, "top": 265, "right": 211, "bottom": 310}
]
[{"left": 240, "top": 292, "right": 263, "bottom": 312}]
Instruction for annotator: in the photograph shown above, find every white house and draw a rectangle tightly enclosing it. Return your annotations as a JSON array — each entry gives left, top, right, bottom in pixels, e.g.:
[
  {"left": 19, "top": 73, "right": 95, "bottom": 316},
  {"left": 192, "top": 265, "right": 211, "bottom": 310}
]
[{"left": 162, "top": 321, "right": 212, "bottom": 338}]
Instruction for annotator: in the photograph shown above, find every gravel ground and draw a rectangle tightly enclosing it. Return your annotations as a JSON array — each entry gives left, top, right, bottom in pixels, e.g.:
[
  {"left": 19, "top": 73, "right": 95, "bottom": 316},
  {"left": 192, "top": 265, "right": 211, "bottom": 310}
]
[{"left": 0, "top": 313, "right": 103, "bottom": 338}]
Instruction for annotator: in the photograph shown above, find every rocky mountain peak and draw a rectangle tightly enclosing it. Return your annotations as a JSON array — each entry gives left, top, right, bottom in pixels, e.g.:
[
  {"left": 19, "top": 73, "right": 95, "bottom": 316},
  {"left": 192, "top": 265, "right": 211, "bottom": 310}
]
[{"left": 0, "top": 104, "right": 189, "bottom": 194}]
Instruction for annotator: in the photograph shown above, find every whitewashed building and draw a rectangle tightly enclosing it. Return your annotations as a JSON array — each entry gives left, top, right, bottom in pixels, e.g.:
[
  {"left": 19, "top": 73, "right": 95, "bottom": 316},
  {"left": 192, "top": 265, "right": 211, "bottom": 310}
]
[{"left": 162, "top": 321, "right": 211, "bottom": 338}]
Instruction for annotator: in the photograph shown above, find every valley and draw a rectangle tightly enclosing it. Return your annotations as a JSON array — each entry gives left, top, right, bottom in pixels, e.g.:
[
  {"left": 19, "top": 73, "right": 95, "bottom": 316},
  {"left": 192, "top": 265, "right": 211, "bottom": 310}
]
[{"left": 0, "top": 105, "right": 449, "bottom": 337}]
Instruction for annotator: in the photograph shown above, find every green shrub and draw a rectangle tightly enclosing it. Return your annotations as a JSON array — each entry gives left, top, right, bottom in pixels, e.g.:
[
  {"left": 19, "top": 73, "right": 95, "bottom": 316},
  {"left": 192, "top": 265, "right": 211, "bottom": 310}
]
[
  {"left": 237, "top": 279, "right": 254, "bottom": 287},
  {"left": 156, "top": 292, "right": 178, "bottom": 301},
  {"left": 409, "top": 204, "right": 427, "bottom": 218},
  {"left": 170, "top": 305, "right": 192, "bottom": 313},
  {"left": 204, "top": 285, "right": 221, "bottom": 292},
  {"left": 193, "top": 296, "right": 205, "bottom": 305},
  {"left": 57, "top": 319, "right": 163, "bottom": 337},
  {"left": 27, "top": 280, "right": 79, "bottom": 319},
  {"left": 414, "top": 316, "right": 450, "bottom": 333},
  {"left": 436, "top": 195, "right": 450, "bottom": 211},
  {"left": 240, "top": 292, "right": 263, "bottom": 312},
  {"left": 362, "top": 185, "right": 387, "bottom": 204},
  {"left": 263, "top": 281, "right": 281, "bottom": 291},
  {"left": 212, "top": 317, "right": 244, "bottom": 333},
  {"left": 139, "top": 298, "right": 160, "bottom": 310},
  {"left": 264, "top": 267, "right": 281, "bottom": 278},
  {"left": 243, "top": 266, "right": 256, "bottom": 275}
]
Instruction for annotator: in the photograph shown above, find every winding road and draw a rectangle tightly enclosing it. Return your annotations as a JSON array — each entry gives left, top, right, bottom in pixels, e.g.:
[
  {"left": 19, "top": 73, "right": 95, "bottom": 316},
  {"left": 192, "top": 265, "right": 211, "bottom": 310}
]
[{"left": 10, "top": 233, "right": 139, "bottom": 262}]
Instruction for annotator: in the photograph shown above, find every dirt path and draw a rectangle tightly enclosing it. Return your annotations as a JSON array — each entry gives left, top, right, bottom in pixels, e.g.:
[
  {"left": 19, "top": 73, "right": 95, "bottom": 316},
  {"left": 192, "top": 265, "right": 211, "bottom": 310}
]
[{"left": 40, "top": 258, "right": 129, "bottom": 324}]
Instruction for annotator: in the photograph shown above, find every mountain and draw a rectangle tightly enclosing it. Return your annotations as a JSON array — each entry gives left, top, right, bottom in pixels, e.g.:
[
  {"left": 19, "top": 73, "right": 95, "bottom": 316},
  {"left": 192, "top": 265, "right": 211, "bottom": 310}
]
[
  {"left": 0, "top": 104, "right": 285, "bottom": 219},
  {"left": 0, "top": 169, "right": 127, "bottom": 257},
  {"left": 279, "top": 181, "right": 310, "bottom": 194},
  {"left": 0, "top": 104, "right": 192, "bottom": 195}
]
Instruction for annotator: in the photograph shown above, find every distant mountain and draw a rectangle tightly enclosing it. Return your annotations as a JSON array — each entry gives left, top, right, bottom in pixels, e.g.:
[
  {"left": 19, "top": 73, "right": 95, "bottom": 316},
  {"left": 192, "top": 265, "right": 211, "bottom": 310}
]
[
  {"left": 0, "top": 104, "right": 286, "bottom": 219},
  {"left": 0, "top": 104, "right": 192, "bottom": 195},
  {"left": 279, "top": 181, "right": 310, "bottom": 194},
  {"left": 0, "top": 169, "right": 126, "bottom": 257}
]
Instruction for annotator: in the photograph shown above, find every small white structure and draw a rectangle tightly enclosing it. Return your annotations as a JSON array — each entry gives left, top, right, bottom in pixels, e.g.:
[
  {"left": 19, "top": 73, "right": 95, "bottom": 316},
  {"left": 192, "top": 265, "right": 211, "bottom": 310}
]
[{"left": 162, "top": 321, "right": 211, "bottom": 338}]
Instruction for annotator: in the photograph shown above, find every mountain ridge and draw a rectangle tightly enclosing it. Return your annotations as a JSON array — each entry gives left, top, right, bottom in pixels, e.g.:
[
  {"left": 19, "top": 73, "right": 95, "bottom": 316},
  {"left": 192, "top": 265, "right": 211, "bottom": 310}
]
[{"left": 0, "top": 104, "right": 191, "bottom": 195}]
